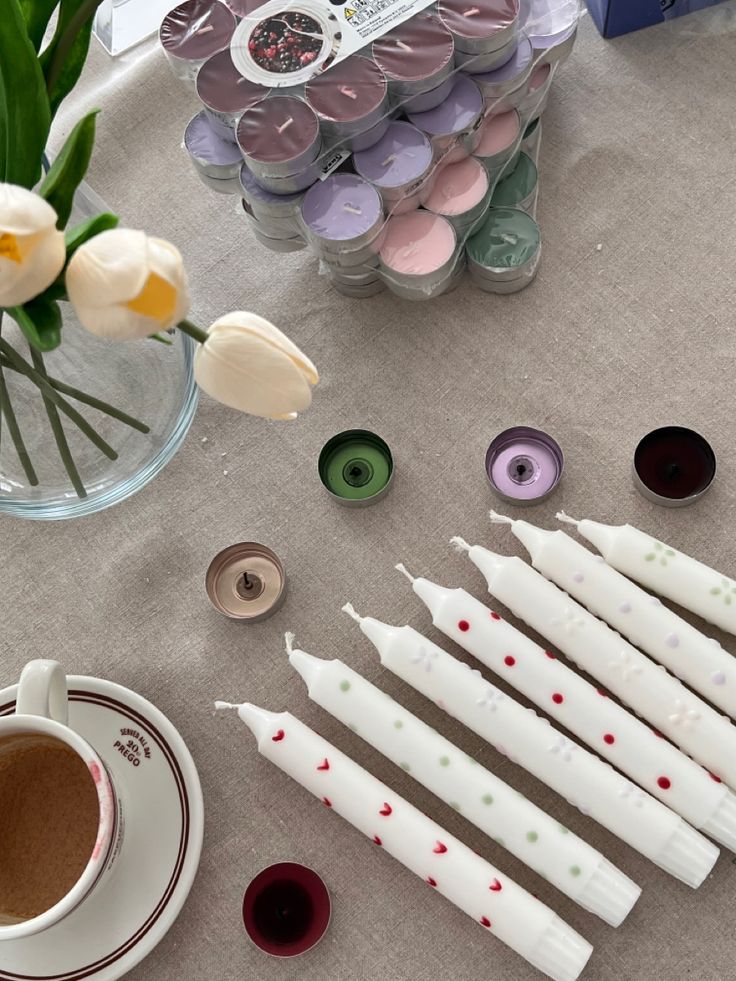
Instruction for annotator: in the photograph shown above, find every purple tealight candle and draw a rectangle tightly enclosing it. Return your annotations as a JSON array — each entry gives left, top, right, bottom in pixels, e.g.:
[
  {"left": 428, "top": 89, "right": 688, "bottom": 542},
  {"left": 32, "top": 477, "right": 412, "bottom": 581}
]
[
  {"left": 353, "top": 121, "right": 434, "bottom": 215},
  {"left": 305, "top": 56, "right": 390, "bottom": 152},
  {"left": 301, "top": 174, "right": 384, "bottom": 263},
  {"left": 439, "top": 0, "right": 519, "bottom": 71},
  {"left": 196, "top": 48, "right": 266, "bottom": 142},
  {"left": 406, "top": 74, "right": 484, "bottom": 164},
  {"left": 473, "top": 36, "right": 533, "bottom": 110},
  {"left": 521, "top": 0, "right": 578, "bottom": 65},
  {"left": 184, "top": 109, "right": 244, "bottom": 181},
  {"left": 159, "top": 0, "right": 237, "bottom": 83},
  {"left": 485, "top": 426, "right": 564, "bottom": 504},
  {"left": 372, "top": 13, "right": 455, "bottom": 106},
  {"left": 239, "top": 163, "right": 304, "bottom": 217},
  {"left": 236, "top": 96, "right": 322, "bottom": 191}
]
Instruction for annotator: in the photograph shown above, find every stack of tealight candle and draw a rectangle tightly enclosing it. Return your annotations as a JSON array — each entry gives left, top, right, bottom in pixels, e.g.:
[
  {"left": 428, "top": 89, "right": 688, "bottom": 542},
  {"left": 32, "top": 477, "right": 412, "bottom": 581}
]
[{"left": 163, "top": 0, "right": 580, "bottom": 300}]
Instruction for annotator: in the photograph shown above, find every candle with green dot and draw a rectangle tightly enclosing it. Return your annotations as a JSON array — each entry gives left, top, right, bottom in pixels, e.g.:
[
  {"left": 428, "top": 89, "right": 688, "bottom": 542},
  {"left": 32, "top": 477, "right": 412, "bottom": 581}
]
[{"left": 287, "top": 632, "right": 640, "bottom": 926}]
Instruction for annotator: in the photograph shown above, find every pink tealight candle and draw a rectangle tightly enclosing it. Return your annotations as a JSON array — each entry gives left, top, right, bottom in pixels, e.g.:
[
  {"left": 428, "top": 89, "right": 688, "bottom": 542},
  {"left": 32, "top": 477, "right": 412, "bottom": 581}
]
[
  {"left": 305, "top": 56, "right": 390, "bottom": 152},
  {"left": 517, "top": 63, "right": 552, "bottom": 122},
  {"left": 196, "top": 48, "right": 266, "bottom": 142},
  {"left": 420, "top": 157, "right": 489, "bottom": 234},
  {"left": 474, "top": 108, "right": 521, "bottom": 176},
  {"left": 380, "top": 211, "right": 458, "bottom": 299},
  {"left": 372, "top": 14, "right": 455, "bottom": 104},
  {"left": 159, "top": 0, "right": 237, "bottom": 83},
  {"left": 236, "top": 96, "right": 322, "bottom": 190}
]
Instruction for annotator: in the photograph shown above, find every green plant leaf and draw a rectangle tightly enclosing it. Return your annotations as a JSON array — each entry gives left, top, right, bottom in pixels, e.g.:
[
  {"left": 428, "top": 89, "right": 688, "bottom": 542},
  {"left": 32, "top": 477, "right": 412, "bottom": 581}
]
[
  {"left": 39, "top": 0, "right": 103, "bottom": 117},
  {"left": 64, "top": 211, "right": 118, "bottom": 258},
  {"left": 39, "top": 110, "right": 99, "bottom": 227},
  {"left": 19, "top": 0, "right": 61, "bottom": 51},
  {"left": 8, "top": 299, "right": 63, "bottom": 352},
  {"left": 0, "top": 0, "right": 51, "bottom": 187}
]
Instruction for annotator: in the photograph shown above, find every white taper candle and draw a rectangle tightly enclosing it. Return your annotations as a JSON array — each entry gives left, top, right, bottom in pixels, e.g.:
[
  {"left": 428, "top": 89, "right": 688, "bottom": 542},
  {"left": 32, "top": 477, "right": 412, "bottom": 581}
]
[
  {"left": 472, "top": 515, "right": 736, "bottom": 794},
  {"left": 561, "top": 515, "right": 736, "bottom": 637},
  {"left": 350, "top": 583, "right": 718, "bottom": 887},
  {"left": 288, "top": 629, "right": 641, "bottom": 926},
  {"left": 401, "top": 546, "right": 736, "bottom": 855},
  {"left": 216, "top": 700, "right": 593, "bottom": 981}
]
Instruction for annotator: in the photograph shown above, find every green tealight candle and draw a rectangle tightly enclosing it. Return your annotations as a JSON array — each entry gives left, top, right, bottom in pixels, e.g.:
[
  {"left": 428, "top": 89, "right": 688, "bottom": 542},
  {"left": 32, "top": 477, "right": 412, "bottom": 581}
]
[
  {"left": 318, "top": 430, "right": 394, "bottom": 506},
  {"left": 466, "top": 208, "right": 540, "bottom": 270},
  {"left": 490, "top": 152, "right": 538, "bottom": 212}
]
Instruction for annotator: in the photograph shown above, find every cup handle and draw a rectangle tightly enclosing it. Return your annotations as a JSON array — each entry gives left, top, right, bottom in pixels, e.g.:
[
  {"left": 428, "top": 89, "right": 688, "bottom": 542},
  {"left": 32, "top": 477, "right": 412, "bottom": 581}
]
[{"left": 16, "top": 660, "right": 68, "bottom": 725}]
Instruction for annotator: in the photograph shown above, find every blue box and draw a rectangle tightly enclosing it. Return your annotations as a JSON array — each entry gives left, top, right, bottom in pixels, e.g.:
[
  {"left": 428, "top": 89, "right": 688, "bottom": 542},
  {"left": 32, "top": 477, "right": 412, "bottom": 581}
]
[{"left": 586, "top": 0, "right": 728, "bottom": 37}]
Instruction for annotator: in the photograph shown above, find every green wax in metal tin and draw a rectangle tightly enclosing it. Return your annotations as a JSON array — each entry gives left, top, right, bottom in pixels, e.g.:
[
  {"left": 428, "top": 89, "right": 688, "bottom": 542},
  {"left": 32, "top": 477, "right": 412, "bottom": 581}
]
[
  {"left": 490, "top": 152, "right": 537, "bottom": 208},
  {"left": 319, "top": 430, "right": 393, "bottom": 501},
  {"left": 466, "top": 207, "right": 540, "bottom": 269}
]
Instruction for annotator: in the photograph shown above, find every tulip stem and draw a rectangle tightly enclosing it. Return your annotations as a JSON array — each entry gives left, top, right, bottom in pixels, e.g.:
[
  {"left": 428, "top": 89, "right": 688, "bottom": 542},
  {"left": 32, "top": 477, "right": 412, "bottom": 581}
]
[
  {"left": 177, "top": 319, "right": 209, "bottom": 345},
  {"left": 0, "top": 339, "right": 118, "bottom": 461},
  {"left": 29, "top": 347, "right": 87, "bottom": 499},
  {"left": 0, "top": 317, "right": 39, "bottom": 487}
]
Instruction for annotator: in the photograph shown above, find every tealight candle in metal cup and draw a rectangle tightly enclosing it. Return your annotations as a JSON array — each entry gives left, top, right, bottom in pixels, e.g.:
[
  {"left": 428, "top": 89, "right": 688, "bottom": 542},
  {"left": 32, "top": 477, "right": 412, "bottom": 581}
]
[
  {"left": 372, "top": 13, "right": 455, "bottom": 105},
  {"left": 521, "top": 116, "right": 542, "bottom": 161},
  {"left": 239, "top": 163, "right": 305, "bottom": 229},
  {"left": 633, "top": 427, "right": 716, "bottom": 507},
  {"left": 242, "top": 863, "right": 331, "bottom": 957},
  {"left": 184, "top": 109, "right": 244, "bottom": 181},
  {"left": 454, "top": 33, "right": 519, "bottom": 74},
  {"left": 490, "top": 151, "right": 538, "bottom": 213},
  {"left": 466, "top": 205, "right": 541, "bottom": 293},
  {"left": 420, "top": 156, "right": 490, "bottom": 236},
  {"left": 331, "top": 277, "right": 387, "bottom": 298},
  {"left": 535, "top": 25, "right": 577, "bottom": 67},
  {"left": 472, "top": 36, "right": 533, "bottom": 112},
  {"left": 379, "top": 210, "right": 459, "bottom": 299},
  {"left": 240, "top": 198, "right": 302, "bottom": 239},
  {"left": 473, "top": 108, "right": 521, "bottom": 179},
  {"left": 484, "top": 426, "right": 564, "bottom": 504},
  {"left": 242, "top": 202, "right": 307, "bottom": 252},
  {"left": 438, "top": 0, "right": 519, "bottom": 56},
  {"left": 301, "top": 174, "right": 385, "bottom": 265},
  {"left": 401, "top": 76, "right": 455, "bottom": 114},
  {"left": 406, "top": 75, "right": 484, "bottom": 164},
  {"left": 236, "top": 96, "right": 322, "bottom": 182},
  {"left": 195, "top": 48, "right": 267, "bottom": 142},
  {"left": 159, "top": 0, "right": 237, "bottom": 84},
  {"left": 205, "top": 542, "right": 287, "bottom": 620},
  {"left": 522, "top": 0, "right": 578, "bottom": 66},
  {"left": 305, "top": 56, "right": 391, "bottom": 152},
  {"left": 318, "top": 430, "right": 394, "bottom": 506},
  {"left": 353, "top": 121, "right": 435, "bottom": 215},
  {"left": 516, "top": 62, "right": 552, "bottom": 123}
]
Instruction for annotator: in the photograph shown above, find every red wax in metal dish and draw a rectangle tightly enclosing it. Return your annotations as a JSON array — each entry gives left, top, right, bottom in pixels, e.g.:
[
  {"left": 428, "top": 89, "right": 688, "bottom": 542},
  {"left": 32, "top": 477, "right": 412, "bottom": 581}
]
[
  {"left": 196, "top": 48, "right": 267, "bottom": 113},
  {"left": 237, "top": 96, "right": 319, "bottom": 163},
  {"left": 243, "top": 863, "right": 330, "bottom": 957},
  {"left": 438, "top": 0, "right": 519, "bottom": 40},
  {"left": 372, "top": 13, "right": 454, "bottom": 82},
  {"left": 160, "top": 0, "right": 236, "bottom": 58},
  {"left": 305, "top": 56, "right": 387, "bottom": 123}
]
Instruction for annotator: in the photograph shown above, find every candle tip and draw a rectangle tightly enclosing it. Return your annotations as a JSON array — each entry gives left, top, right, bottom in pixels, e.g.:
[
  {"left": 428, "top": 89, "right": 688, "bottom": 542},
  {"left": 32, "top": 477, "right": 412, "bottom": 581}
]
[
  {"left": 556, "top": 511, "right": 580, "bottom": 527},
  {"left": 450, "top": 536, "right": 472, "bottom": 554},
  {"left": 489, "top": 509, "right": 515, "bottom": 527},
  {"left": 395, "top": 562, "right": 416, "bottom": 584},
  {"left": 342, "top": 602, "right": 363, "bottom": 623},
  {"left": 214, "top": 700, "right": 239, "bottom": 712},
  {"left": 284, "top": 631, "right": 296, "bottom": 656}
]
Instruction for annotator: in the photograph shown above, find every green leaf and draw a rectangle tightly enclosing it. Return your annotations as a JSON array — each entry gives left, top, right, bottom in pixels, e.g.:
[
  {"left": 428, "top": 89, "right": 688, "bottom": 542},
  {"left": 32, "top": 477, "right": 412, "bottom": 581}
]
[
  {"left": 39, "top": 0, "right": 102, "bottom": 117},
  {"left": 39, "top": 110, "right": 99, "bottom": 227},
  {"left": 64, "top": 211, "right": 118, "bottom": 258},
  {"left": 0, "top": 0, "right": 51, "bottom": 187},
  {"left": 20, "top": 0, "right": 61, "bottom": 51},
  {"left": 8, "top": 299, "right": 63, "bottom": 352}
]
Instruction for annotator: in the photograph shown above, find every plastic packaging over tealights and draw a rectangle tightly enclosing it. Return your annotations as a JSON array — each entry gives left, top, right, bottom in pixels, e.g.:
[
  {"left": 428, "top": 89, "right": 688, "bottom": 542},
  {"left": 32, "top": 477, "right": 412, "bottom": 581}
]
[{"left": 216, "top": 700, "right": 594, "bottom": 981}]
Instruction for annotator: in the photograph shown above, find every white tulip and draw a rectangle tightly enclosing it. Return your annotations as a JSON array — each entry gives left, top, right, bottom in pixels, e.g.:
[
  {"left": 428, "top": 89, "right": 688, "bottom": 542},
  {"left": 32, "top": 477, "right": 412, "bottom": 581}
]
[
  {"left": 66, "top": 228, "right": 189, "bottom": 340},
  {"left": 0, "top": 184, "right": 66, "bottom": 307},
  {"left": 194, "top": 312, "right": 319, "bottom": 420}
]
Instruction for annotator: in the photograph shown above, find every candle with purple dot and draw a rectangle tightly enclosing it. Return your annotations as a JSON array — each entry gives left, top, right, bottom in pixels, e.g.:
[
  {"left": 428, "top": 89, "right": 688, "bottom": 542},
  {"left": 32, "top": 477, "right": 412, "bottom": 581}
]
[{"left": 159, "top": 0, "right": 237, "bottom": 83}]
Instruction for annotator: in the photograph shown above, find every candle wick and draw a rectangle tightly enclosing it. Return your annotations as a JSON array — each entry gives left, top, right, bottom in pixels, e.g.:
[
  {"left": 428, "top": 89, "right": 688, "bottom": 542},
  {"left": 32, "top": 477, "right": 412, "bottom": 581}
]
[
  {"left": 395, "top": 562, "right": 416, "bottom": 584},
  {"left": 489, "top": 509, "right": 515, "bottom": 526},
  {"left": 342, "top": 602, "right": 364, "bottom": 623},
  {"left": 196, "top": 23, "right": 214, "bottom": 33},
  {"left": 396, "top": 40, "right": 413, "bottom": 51},
  {"left": 339, "top": 85, "right": 358, "bottom": 100},
  {"left": 276, "top": 117, "right": 294, "bottom": 135},
  {"left": 214, "top": 700, "right": 239, "bottom": 711},
  {"left": 666, "top": 462, "right": 680, "bottom": 479},
  {"left": 463, "top": 6, "right": 481, "bottom": 14},
  {"left": 284, "top": 632, "right": 297, "bottom": 655},
  {"left": 381, "top": 153, "right": 397, "bottom": 167},
  {"left": 556, "top": 511, "right": 581, "bottom": 528},
  {"left": 500, "top": 233, "right": 518, "bottom": 245},
  {"left": 450, "top": 536, "right": 472, "bottom": 555},
  {"left": 342, "top": 203, "right": 363, "bottom": 215}
]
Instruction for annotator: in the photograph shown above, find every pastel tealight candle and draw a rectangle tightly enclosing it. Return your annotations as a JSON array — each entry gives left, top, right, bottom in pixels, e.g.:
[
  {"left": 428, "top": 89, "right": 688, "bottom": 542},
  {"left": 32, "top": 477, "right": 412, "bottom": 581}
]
[
  {"left": 420, "top": 157, "right": 490, "bottom": 235},
  {"left": 517, "top": 63, "right": 553, "bottom": 122},
  {"left": 184, "top": 109, "right": 244, "bottom": 184},
  {"left": 216, "top": 702, "right": 593, "bottom": 981},
  {"left": 470, "top": 513, "right": 736, "bottom": 792},
  {"left": 439, "top": 0, "right": 519, "bottom": 72},
  {"left": 522, "top": 0, "right": 578, "bottom": 65},
  {"left": 466, "top": 207, "right": 541, "bottom": 293},
  {"left": 290, "top": 631, "right": 641, "bottom": 925},
  {"left": 239, "top": 162, "right": 304, "bottom": 229},
  {"left": 521, "top": 117, "right": 542, "bottom": 162},
  {"left": 236, "top": 96, "right": 322, "bottom": 191},
  {"left": 353, "top": 121, "right": 434, "bottom": 215},
  {"left": 346, "top": 594, "right": 718, "bottom": 887},
  {"left": 195, "top": 47, "right": 266, "bottom": 142},
  {"left": 406, "top": 75, "right": 484, "bottom": 164},
  {"left": 472, "top": 36, "right": 534, "bottom": 111},
  {"left": 561, "top": 514, "right": 736, "bottom": 639},
  {"left": 372, "top": 13, "right": 455, "bottom": 108},
  {"left": 301, "top": 174, "right": 384, "bottom": 267},
  {"left": 473, "top": 108, "right": 521, "bottom": 178},
  {"left": 490, "top": 151, "right": 538, "bottom": 213},
  {"left": 379, "top": 211, "right": 458, "bottom": 299},
  {"left": 404, "top": 552, "right": 736, "bottom": 854},
  {"left": 159, "top": 0, "right": 237, "bottom": 83},
  {"left": 305, "top": 56, "right": 390, "bottom": 152}
]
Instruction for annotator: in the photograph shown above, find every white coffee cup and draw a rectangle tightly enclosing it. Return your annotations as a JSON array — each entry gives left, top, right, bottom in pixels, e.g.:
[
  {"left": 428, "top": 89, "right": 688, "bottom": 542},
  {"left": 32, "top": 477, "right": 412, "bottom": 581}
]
[{"left": 0, "top": 660, "right": 123, "bottom": 940}]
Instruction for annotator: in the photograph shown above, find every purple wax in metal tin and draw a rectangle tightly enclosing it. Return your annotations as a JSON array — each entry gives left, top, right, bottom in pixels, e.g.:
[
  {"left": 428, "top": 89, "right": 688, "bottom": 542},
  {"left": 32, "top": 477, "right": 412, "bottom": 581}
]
[
  {"left": 237, "top": 97, "right": 319, "bottom": 164},
  {"left": 305, "top": 56, "right": 387, "bottom": 123},
  {"left": 473, "top": 36, "right": 532, "bottom": 83},
  {"left": 485, "top": 426, "right": 563, "bottom": 502},
  {"left": 240, "top": 163, "right": 304, "bottom": 204},
  {"left": 196, "top": 48, "right": 267, "bottom": 113},
  {"left": 301, "top": 175, "right": 382, "bottom": 242},
  {"left": 160, "top": 0, "right": 236, "bottom": 58},
  {"left": 185, "top": 110, "right": 243, "bottom": 164},
  {"left": 353, "top": 122, "right": 432, "bottom": 188},
  {"left": 406, "top": 75, "right": 483, "bottom": 136}
]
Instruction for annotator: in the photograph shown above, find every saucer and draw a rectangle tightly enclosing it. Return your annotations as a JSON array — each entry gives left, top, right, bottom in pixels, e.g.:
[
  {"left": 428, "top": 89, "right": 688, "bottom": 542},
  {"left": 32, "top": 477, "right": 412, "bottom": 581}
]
[{"left": 0, "top": 676, "right": 204, "bottom": 980}]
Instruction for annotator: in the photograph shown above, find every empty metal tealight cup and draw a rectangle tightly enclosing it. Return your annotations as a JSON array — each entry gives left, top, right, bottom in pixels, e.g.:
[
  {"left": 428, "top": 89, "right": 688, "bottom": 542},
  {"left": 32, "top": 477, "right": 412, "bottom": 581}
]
[
  {"left": 206, "top": 542, "right": 287, "bottom": 620},
  {"left": 318, "top": 430, "right": 394, "bottom": 506}
]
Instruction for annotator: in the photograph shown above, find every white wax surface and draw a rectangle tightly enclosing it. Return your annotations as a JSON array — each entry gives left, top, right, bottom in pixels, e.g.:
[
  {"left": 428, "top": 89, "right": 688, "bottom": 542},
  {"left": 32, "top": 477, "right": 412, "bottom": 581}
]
[{"left": 380, "top": 211, "right": 456, "bottom": 274}]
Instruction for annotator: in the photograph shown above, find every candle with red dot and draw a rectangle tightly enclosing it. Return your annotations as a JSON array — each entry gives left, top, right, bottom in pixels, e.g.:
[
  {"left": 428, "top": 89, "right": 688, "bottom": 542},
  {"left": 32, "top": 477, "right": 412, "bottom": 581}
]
[
  {"left": 400, "top": 553, "right": 736, "bottom": 854},
  {"left": 216, "top": 701, "right": 593, "bottom": 981},
  {"left": 289, "top": 636, "right": 640, "bottom": 925},
  {"left": 345, "top": 591, "right": 718, "bottom": 887}
]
